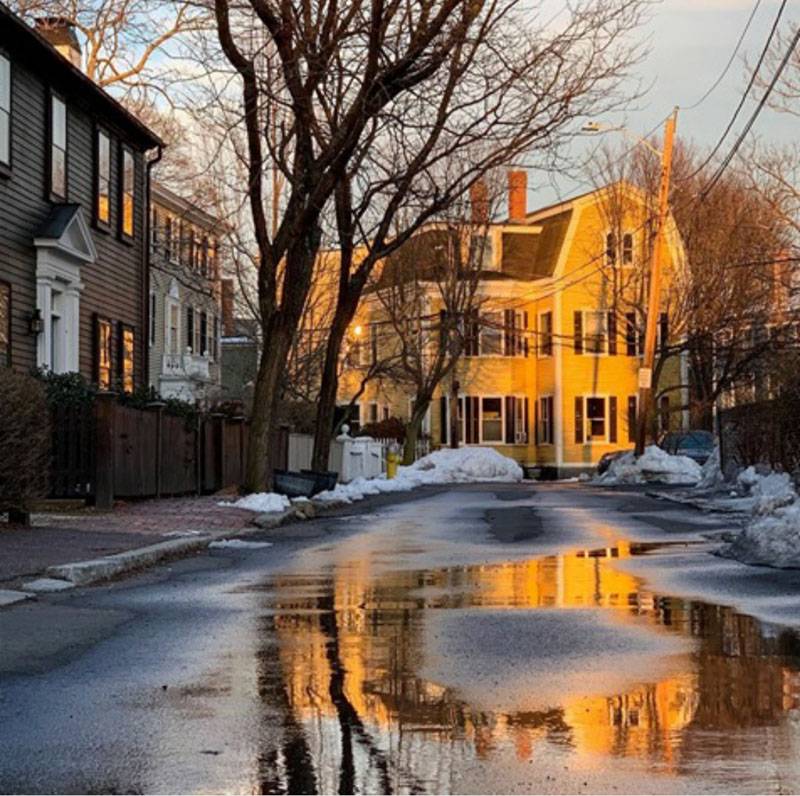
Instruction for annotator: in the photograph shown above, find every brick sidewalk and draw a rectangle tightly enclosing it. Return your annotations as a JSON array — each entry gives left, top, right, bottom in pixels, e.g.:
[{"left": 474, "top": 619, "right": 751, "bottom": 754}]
[{"left": 1, "top": 496, "right": 255, "bottom": 588}]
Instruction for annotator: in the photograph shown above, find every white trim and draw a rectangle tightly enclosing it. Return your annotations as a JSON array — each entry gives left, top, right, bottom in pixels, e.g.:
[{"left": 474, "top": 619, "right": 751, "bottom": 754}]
[
  {"left": 479, "top": 395, "right": 504, "bottom": 444},
  {"left": 581, "top": 394, "right": 611, "bottom": 444}
]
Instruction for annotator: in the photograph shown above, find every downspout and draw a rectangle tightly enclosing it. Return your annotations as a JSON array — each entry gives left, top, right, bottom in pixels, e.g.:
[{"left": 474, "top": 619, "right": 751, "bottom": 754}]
[{"left": 144, "top": 144, "right": 163, "bottom": 389}]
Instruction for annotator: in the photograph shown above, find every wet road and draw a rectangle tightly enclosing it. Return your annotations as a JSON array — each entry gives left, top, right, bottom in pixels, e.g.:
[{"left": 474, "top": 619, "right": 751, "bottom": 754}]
[{"left": 3, "top": 483, "right": 800, "bottom": 794}]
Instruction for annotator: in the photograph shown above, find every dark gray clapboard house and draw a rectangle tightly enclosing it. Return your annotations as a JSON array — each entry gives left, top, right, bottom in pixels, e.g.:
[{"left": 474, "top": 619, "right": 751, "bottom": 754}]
[{"left": 0, "top": 5, "right": 162, "bottom": 390}]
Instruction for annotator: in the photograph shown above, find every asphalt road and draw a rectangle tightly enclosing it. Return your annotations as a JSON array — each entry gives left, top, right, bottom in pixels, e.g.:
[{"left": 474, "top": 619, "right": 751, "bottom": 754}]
[{"left": 3, "top": 482, "right": 800, "bottom": 794}]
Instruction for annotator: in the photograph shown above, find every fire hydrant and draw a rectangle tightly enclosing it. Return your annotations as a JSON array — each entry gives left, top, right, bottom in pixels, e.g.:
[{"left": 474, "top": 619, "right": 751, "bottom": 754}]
[{"left": 386, "top": 447, "right": 400, "bottom": 479}]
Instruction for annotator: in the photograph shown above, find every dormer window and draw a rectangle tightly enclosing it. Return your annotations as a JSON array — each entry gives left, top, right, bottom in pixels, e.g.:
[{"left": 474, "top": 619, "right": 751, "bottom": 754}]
[{"left": 49, "top": 94, "right": 67, "bottom": 199}]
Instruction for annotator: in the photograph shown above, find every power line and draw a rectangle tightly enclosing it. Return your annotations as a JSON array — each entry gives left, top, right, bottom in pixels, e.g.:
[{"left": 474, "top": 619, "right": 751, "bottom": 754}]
[
  {"left": 700, "top": 21, "right": 800, "bottom": 199},
  {"left": 681, "top": 0, "right": 789, "bottom": 182},
  {"left": 682, "top": 0, "right": 764, "bottom": 111}
]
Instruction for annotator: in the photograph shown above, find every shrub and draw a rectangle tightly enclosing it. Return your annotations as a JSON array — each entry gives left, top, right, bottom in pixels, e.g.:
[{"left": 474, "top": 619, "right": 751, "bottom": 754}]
[
  {"left": 358, "top": 416, "right": 406, "bottom": 441},
  {"left": 0, "top": 370, "right": 50, "bottom": 514},
  {"left": 35, "top": 368, "right": 96, "bottom": 407}
]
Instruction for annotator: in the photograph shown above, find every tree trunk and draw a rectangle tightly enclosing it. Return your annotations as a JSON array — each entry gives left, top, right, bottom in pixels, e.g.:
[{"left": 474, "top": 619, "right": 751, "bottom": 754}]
[
  {"left": 403, "top": 396, "right": 432, "bottom": 465},
  {"left": 312, "top": 298, "right": 358, "bottom": 472},
  {"left": 245, "top": 320, "right": 293, "bottom": 493}
]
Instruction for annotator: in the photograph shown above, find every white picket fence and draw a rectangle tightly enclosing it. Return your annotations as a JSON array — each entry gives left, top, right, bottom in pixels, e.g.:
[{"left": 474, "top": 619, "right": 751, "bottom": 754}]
[{"left": 285, "top": 432, "right": 430, "bottom": 484}]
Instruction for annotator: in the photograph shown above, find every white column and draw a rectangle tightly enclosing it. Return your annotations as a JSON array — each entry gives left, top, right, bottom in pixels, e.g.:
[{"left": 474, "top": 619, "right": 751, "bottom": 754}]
[
  {"left": 36, "top": 276, "right": 53, "bottom": 370},
  {"left": 63, "top": 283, "right": 82, "bottom": 372}
]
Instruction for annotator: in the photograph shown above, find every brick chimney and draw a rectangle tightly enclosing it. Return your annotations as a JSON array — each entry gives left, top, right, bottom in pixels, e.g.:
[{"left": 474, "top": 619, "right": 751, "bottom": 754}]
[
  {"left": 35, "top": 18, "right": 82, "bottom": 70},
  {"left": 470, "top": 180, "right": 489, "bottom": 225},
  {"left": 221, "top": 278, "right": 236, "bottom": 336},
  {"left": 508, "top": 170, "right": 528, "bottom": 221}
]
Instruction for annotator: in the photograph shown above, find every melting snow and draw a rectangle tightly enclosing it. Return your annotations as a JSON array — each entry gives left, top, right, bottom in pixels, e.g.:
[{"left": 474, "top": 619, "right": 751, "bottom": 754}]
[
  {"left": 208, "top": 539, "right": 273, "bottom": 550},
  {"left": 596, "top": 445, "right": 702, "bottom": 486},
  {"left": 219, "top": 492, "right": 291, "bottom": 513}
]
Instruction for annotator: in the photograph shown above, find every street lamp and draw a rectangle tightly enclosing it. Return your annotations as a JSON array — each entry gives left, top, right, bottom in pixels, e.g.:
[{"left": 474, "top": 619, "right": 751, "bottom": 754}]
[
  {"left": 582, "top": 109, "right": 679, "bottom": 456},
  {"left": 581, "top": 120, "right": 662, "bottom": 157}
]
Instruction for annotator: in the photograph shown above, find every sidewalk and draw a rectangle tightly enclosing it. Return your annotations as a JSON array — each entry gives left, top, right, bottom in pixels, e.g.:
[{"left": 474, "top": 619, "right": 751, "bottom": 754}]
[{"left": 0, "top": 496, "right": 255, "bottom": 589}]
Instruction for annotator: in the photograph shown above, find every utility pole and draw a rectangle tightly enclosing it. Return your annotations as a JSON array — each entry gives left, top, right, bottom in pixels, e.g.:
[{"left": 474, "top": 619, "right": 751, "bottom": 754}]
[{"left": 635, "top": 107, "right": 678, "bottom": 456}]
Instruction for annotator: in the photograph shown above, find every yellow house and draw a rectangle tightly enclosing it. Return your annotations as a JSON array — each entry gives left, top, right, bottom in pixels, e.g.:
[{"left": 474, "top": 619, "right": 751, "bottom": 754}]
[{"left": 337, "top": 174, "right": 686, "bottom": 477}]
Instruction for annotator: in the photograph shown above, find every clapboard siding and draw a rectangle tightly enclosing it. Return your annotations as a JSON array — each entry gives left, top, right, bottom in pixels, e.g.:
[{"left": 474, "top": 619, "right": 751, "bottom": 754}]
[{"left": 0, "top": 19, "right": 156, "bottom": 387}]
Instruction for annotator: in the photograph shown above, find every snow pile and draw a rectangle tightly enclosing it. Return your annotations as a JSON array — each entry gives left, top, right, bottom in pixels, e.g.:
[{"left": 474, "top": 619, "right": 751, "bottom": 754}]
[
  {"left": 315, "top": 447, "right": 523, "bottom": 504},
  {"left": 723, "top": 468, "right": 800, "bottom": 568},
  {"left": 695, "top": 445, "right": 725, "bottom": 491},
  {"left": 220, "top": 492, "right": 291, "bottom": 513},
  {"left": 209, "top": 539, "right": 273, "bottom": 550},
  {"left": 596, "top": 445, "right": 702, "bottom": 486}
]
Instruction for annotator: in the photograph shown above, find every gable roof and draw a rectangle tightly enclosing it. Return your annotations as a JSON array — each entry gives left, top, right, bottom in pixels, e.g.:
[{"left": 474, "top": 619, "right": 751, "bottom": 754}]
[
  {"left": 34, "top": 203, "right": 97, "bottom": 263},
  {"left": 0, "top": 2, "right": 162, "bottom": 151}
]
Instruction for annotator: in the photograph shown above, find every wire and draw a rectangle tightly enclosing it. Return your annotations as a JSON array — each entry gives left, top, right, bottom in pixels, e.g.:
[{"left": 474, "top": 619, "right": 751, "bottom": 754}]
[
  {"left": 682, "top": 0, "right": 764, "bottom": 111},
  {"left": 700, "top": 21, "right": 800, "bottom": 199}
]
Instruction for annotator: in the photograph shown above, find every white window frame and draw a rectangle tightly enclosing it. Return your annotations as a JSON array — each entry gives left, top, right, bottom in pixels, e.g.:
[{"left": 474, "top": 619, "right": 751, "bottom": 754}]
[
  {"left": 604, "top": 230, "right": 635, "bottom": 268},
  {"left": 165, "top": 297, "right": 181, "bottom": 356},
  {"left": 582, "top": 309, "right": 609, "bottom": 356},
  {"left": 480, "top": 395, "right": 504, "bottom": 444},
  {"left": 583, "top": 395, "right": 609, "bottom": 444},
  {"left": 50, "top": 94, "right": 67, "bottom": 199},
  {"left": 539, "top": 394, "right": 554, "bottom": 445},
  {"left": 537, "top": 310, "right": 553, "bottom": 358},
  {"left": 0, "top": 54, "right": 9, "bottom": 168}
]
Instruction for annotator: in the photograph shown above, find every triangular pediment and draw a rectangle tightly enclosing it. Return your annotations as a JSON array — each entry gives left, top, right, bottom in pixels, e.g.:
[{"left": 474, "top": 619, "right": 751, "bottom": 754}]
[{"left": 34, "top": 204, "right": 97, "bottom": 264}]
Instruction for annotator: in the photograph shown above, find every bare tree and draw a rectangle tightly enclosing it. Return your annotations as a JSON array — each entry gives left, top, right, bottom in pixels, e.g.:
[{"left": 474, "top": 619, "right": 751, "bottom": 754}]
[
  {"left": 209, "top": 0, "right": 648, "bottom": 490},
  {"left": 374, "top": 185, "right": 497, "bottom": 463}
]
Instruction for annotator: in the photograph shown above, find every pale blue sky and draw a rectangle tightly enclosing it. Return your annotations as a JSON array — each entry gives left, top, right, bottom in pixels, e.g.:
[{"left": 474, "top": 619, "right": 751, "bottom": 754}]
[{"left": 531, "top": 0, "right": 796, "bottom": 206}]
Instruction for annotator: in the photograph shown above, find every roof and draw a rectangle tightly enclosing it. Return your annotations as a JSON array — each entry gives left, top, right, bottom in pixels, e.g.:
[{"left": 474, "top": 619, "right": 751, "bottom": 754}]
[
  {"left": 151, "top": 182, "right": 220, "bottom": 231},
  {"left": 0, "top": 2, "right": 163, "bottom": 150},
  {"left": 35, "top": 203, "right": 81, "bottom": 238}
]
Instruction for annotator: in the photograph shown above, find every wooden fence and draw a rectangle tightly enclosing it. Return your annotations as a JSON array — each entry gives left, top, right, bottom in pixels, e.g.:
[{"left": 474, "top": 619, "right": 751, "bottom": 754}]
[{"left": 50, "top": 394, "right": 288, "bottom": 506}]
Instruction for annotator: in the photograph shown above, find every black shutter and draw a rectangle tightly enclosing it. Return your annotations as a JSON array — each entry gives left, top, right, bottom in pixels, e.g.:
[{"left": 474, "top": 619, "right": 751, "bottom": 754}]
[
  {"left": 186, "top": 306, "right": 194, "bottom": 353},
  {"left": 523, "top": 312, "right": 529, "bottom": 357},
  {"left": 534, "top": 398, "right": 539, "bottom": 445},
  {"left": 626, "top": 312, "right": 637, "bottom": 356},
  {"left": 609, "top": 396, "right": 618, "bottom": 443},
  {"left": 574, "top": 312, "right": 583, "bottom": 354},
  {"left": 574, "top": 396, "right": 584, "bottom": 444},
  {"left": 440, "top": 395, "right": 448, "bottom": 444},
  {"left": 524, "top": 397, "right": 530, "bottom": 443},
  {"left": 200, "top": 312, "right": 208, "bottom": 355},
  {"left": 466, "top": 396, "right": 479, "bottom": 444},
  {"left": 505, "top": 396, "right": 516, "bottom": 443},
  {"left": 608, "top": 312, "right": 617, "bottom": 355},
  {"left": 627, "top": 396, "right": 637, "bottom": 443},
  {"left": 660, "top": 313, "right": 669, "bottom": 352}
]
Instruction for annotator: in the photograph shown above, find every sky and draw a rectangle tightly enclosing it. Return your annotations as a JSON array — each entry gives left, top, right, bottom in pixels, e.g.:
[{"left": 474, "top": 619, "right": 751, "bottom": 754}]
[{"left": 531, "top": 0, "right": 796, "bottom": 208}]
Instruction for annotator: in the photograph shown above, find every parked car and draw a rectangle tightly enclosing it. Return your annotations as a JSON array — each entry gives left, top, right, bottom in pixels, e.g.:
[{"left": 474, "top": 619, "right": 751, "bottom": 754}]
[
  {"left": 596, "top": 450, "right": 632, "bottom": 475},
  {"left": 658, "top": 430, "right": 714, "bottom": 465}
]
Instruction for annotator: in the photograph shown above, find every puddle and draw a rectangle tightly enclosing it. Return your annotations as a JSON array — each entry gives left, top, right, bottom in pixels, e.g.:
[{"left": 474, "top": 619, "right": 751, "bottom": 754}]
[{"left": 251, "top": 540, "right": 800, "bottom": 793}]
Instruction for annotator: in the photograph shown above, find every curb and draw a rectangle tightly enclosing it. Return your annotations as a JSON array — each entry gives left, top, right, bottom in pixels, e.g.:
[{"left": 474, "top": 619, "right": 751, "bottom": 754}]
[{"left": 645, "top": 490, "right": 749, "bottom": 515}]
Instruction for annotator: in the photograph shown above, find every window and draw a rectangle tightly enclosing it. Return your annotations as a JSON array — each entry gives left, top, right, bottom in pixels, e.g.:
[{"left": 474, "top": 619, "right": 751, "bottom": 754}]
[
  {"left": 0, "top": 54, "right": 10, "bottom": 167},
  {"left": 0, "top": 281, "right": 9, "bottom": 366},
  {"left": 150, "top": 207, "right": 160, "bottom": 251},
  {"left": 149, "top": 293, "right": 157, "bottom": 347},
  {"left": 118, "top": 324, "right": 134, "bottom": 393},
  {"left": 167, "top": 302, "right": 180, "bottom": 355},
  {"left": 50, "top": 94, "right": 67, "bottom": 198},
  {"left": 605, "top": 232, "right": 616, "bottom": 266},
  {"left": 95, "top": 130, "right": 111, "bottom": 226},
  {"left": 481, "top": 397, "right": 503, "bottom": 442},
  {"left": 625, "top": 312, "right": 641, "bottom": 356},
  {"left": 120, "top": 147, "right": 134, "bottom": 238},
  {"left": 538, "top": 311, "right": 553, "bottom": 357},
  {"left": 212, "top": 316, "right": 219, "bottom": 360},
  {"left": 200, "top": 311, "right": 208, "bottom": 356},
  {"left": 186, "top": 306, "right": 195, "bottom": 353},
  {"left": 95, "top": 317, "right": 112, "bottom": 390},
  {"left": 583, "top": 310, "right": 608, "bottom": 354},
  {"left": 480, "top": 312, "right": 503, "bottom": 355},
  {"left": 503, "top": 310, "right": 527, "bottom": 356},
  {"left": 369, "top": 402, "right": 379, "bottom": 424},
  {"left": 382, "top": 405, "right": 390, "bottom": 421},
  {"left": 586, "top": 397, "right": 606, "bottom": 441},
  {"left": 622, "top": 233, "right": 633, "bottom": 265},
  {"left": 538, "top": 396, "right": 554, "bottom": 444},
  {"left": 169, "top": 217, "right": 180, "bottom": 263}
]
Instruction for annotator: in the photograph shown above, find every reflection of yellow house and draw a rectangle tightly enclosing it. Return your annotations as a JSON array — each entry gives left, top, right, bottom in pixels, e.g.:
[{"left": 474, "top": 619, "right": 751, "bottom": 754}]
[{"left": 334, "top": 174, "right": 685, "bottom": 476}]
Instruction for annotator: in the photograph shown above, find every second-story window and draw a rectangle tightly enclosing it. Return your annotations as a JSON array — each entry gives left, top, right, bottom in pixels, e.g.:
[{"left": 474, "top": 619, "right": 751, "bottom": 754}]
[
  {"left": 50, "top": 94, "right": 67, "bottom": 199},
  {"left": 96, "top": 129, "right": 111, "bottom": 226},
  {"left": 120, "top": 147, "right": 134, "bottom": 238},
  {"left": 0, "top": 54, "right": 10, "bottom": 168}
]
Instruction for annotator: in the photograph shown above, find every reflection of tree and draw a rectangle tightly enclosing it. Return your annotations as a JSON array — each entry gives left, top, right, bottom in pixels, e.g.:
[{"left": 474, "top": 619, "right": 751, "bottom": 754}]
[{"left": 254, "top": 546, "right": 800, "bottom": 792}]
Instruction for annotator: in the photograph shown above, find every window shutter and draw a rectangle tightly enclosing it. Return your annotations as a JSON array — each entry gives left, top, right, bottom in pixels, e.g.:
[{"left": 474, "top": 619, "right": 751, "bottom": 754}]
[
  {"left": 574, "top": 396, "right": 584, "bottom": 444},
  {"left": 627, "top": 396, "right": 637, "bottom": 443},
  {"left": 465, "top": 396, "right": 474, "bottom": 444},
  {"left": 440, "top": 395, "right": 448, "bottom": 445},
  {"left": 534, "top": 399, "right": 539, "bottom": 445},
  {"left": 523, "top": 312, "right": 529, "bottom": 357},
  {"left": 186, "top": 306, "right": 194, "bottom": 353},
  {"left": 626, "top": 313, "right": 637, "bottom": 356},
  {"left": 505, "top": 396, "right": 516, "bottom": 443},
  {"left": 503, "top": 310, "right": 513, "bottom": 356},
  {"left": 609, "top": 396, "right": 618, "bottom": 443},
  {"left": 524, "top": 397, "right": 530, "bottom": 443},
  {"left": 92, "top": 313, "right": 100, "bottom": 384},
  {"left": 574, "top": 312, "right": 583, "bottom": 354},
  {"left": 465, "top": 396, "right": 479, "bottom": 444},
  {"left": 608, "top": 312, "right": 617, "bottom": 355},
  {"left": 200, "top": 311, "right": 208, "bottom": 355}
]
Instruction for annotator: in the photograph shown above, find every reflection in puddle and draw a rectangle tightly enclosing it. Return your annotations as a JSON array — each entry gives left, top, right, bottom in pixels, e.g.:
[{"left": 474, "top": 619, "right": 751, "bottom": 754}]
[{"left": 252, "top": 541, "right": 800, "bottom": 793}]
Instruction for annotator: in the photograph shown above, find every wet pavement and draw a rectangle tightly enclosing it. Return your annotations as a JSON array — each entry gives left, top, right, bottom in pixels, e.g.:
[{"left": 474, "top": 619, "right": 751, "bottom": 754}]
[{"left": 3, "top": 483, "right": 800, "bottom": 794}]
